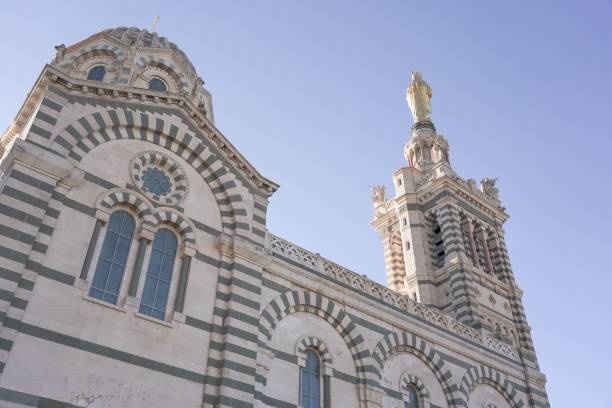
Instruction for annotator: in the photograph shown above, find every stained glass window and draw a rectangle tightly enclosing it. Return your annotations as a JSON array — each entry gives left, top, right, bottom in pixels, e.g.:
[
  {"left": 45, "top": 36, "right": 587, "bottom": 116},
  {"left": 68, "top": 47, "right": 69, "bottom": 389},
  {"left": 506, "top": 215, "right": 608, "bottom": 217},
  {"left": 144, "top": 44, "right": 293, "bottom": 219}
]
[
  {"left": 139, "top": 228, "right": 177, "bottom": 320},
  {"left": 142, "top": 167, "right": 171, "bottom": 196},
  {"left": 148, "top": 78, "right": 167, "bottom": 92},
  {"left": 404, "top": 384, "right": 419, "bottom": 408},
  {"left": 89, "top": 211, "right": 134, "bottom": 304},
  {"left": 87, "top": 66, "right": 106, "bottom": 81},
  {"left": 300, "top": 351, "right": 321, "bottom": 408}
]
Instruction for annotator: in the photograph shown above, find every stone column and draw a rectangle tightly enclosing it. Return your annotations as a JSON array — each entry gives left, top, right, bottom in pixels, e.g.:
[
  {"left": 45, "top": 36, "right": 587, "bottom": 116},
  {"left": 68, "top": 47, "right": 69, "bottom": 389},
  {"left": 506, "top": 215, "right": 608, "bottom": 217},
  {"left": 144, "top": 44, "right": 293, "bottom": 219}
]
[
  {"left": 472, "top": 225, "right": 485, "bottom": 269},
  {"left": 486, "top": 232, "right": 505, "bottom": 281},
  {"left": 173, "top": 244, "right": 195, "bottom": 313},
  {"left": 463, "top": 219, "right": 478, "bottom": 267},
  {"left": 79, "top": 217, "right": 105, "bottom": 280},
  {"left": 127, "top": 225, "right": 155, "bottom": 297},
  {"left": 483, "top": 232, "right": 497, "bottom": 277},
  {"left": 323, "top": 374, "right": 331, "bottom": 408},
  {"left": 475, "top": 226, "right": 493, "bottom": 275}
]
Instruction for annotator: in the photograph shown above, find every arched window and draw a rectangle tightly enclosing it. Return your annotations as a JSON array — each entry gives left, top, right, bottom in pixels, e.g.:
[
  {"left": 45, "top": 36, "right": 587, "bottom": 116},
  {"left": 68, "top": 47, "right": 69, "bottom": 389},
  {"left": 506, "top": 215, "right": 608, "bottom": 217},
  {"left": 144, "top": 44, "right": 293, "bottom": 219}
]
[
  {"left": 148, "top": 78, "right": 167, "bottom": 92},
  {"left": 139, "top": 228, "right": 177, "bottom": 319},
  {"left": 87, "top": 65, "right": 106, "bottom": 81},
  {"left": 404, "top": 384, "right": 420, "bottom": 408},
  {"left": 430, "top": 217, "right": 445, "bottom": 269},
  {"left": 89, "top": 211, "right": 135, "bottom": 304},
  {"left": 300, "top": 351, "right": 321, "bottom": 408}
]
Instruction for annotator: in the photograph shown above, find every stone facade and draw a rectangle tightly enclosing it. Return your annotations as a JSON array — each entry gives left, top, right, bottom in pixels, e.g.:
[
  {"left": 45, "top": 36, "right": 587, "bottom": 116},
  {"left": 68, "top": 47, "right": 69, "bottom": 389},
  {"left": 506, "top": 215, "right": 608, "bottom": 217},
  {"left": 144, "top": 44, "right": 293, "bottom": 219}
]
[{"left": 0, "top": 27, "right": 549, "bottom": 408}]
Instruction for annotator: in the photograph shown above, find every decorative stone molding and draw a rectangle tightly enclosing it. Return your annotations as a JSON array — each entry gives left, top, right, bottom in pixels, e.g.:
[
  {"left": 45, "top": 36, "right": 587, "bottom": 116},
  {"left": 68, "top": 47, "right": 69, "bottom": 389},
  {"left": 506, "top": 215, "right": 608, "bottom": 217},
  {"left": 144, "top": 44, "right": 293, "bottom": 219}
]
[
  {"left": 401, "top": 373, "right": 431, "bottom": 406},
  {"left": 270, "top": 236, "right": 318, "bottom": 269},
  {"left": 37, "top": 101, "right": 255, "bottom": 238},
  {"left": 258, "top": 290, "right": 371, "bottom": 390},
  {"left": 70, "top": 49, "right": 120, "bottom": 71},
  {"left": 404, "top": 129, "right": 450, "bottom": 172},
  {"left": 415, "top": 173, "right": 435, "bottom": 190},
  {"left": 1, "top": 65, "right": 279, "bottom": 196},
  {"left": 134, "top": 61, "right": 184, "bottom": 94},
  {"left": 372, "top": 332, "right": 459, "bottom": 408},
  {"left": 130, "top": 151, "right": 189, "bottom": 206},
  {"left": 95, "top": 188, "right": 153, "bottom": 224},
  {"left": 484, "top": 334, "right": 516, "bottom": 359},
  {"left": 417, "top": 177, "right": 506, "bottom": 223},
  {"left": 451, "top": 176, "right": 500, "bottom": 207},
  {"left": 149, "top": 207, "right": 197, "bottom": 248},
  {"left": 95, "top": 189, "right": 196, "bottom": 249},
  {"left": 295, "top": 335, "right": 334, "bottom": 376},
  {"left": 459, "top": 365, "right": 524, "bottom": 408},
  {"left": 480, "top": 312, "right": 517, "bottom": 343},
  {"left": 268, "top": 234, "right": 517, "bottom": 360}
]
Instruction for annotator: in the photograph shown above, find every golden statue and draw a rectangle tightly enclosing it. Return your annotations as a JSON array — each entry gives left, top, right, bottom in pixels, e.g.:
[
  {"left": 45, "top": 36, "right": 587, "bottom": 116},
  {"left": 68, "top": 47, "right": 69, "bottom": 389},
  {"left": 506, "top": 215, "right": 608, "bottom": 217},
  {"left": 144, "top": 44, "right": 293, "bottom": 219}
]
[{"left": 406, "top": 71, "right": 432, "bottom": 123}]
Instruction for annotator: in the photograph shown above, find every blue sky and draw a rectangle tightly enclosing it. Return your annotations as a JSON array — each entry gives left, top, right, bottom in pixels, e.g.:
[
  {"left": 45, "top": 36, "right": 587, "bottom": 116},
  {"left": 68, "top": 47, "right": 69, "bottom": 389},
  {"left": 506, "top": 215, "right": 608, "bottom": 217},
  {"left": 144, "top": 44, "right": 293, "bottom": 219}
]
[{"left": 1, "top": 1, "right": 611, "bottom": 406}]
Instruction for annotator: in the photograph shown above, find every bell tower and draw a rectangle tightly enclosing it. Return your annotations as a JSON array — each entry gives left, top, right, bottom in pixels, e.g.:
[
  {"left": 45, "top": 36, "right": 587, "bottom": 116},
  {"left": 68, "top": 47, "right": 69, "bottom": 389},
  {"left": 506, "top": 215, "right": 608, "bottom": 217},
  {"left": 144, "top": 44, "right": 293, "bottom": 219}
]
[{"left": 372, "top": 72, "right": 541, "bottom": 369}]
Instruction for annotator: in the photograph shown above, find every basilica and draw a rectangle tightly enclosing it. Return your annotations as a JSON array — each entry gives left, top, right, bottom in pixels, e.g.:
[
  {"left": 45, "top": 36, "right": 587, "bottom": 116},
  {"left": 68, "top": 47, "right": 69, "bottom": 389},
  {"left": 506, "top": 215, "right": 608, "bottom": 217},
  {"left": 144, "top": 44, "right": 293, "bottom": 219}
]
[{"left": 0, "top": 27, "right": 549, "bottom": 408}]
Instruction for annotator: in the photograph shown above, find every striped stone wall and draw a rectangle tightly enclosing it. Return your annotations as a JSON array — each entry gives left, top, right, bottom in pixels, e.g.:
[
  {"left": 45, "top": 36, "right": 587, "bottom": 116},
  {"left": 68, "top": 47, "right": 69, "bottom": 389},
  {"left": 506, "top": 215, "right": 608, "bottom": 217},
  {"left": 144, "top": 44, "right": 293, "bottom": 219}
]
[{"left": 0, "top": 69, "right": 548, "bottom": 408}]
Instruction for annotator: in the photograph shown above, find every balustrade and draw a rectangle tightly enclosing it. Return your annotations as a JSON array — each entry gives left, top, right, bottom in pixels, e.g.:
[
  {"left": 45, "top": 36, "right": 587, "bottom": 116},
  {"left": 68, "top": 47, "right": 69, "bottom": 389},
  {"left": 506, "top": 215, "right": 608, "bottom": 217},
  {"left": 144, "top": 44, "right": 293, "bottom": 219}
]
[{"left": 268, "top": 234, "right": 516, "bottom": 359}]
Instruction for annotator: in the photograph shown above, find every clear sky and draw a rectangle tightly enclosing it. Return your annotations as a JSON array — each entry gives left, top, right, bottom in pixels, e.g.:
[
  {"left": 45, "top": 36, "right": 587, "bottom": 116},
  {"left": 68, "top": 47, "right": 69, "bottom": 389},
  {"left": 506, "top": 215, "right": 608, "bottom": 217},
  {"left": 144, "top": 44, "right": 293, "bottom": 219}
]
[{"left": 1, "top": 1, "right": 610, "bottom": 406}]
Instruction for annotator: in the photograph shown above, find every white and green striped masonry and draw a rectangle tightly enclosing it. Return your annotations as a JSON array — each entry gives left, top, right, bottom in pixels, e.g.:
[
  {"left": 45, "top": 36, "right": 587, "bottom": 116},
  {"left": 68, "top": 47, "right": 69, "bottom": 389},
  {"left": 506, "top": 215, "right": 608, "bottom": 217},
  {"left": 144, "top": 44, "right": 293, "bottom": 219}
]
[{"left": 0, "top": 27, "right": 549, "bottom": 408}]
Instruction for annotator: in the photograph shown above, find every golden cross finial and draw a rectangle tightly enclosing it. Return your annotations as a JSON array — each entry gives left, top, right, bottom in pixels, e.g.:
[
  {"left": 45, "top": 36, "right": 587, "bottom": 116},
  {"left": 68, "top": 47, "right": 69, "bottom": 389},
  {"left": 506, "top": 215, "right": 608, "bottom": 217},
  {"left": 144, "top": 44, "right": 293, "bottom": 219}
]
[{"left": 151, "top": 15, "right": 160, "bottom": 33}]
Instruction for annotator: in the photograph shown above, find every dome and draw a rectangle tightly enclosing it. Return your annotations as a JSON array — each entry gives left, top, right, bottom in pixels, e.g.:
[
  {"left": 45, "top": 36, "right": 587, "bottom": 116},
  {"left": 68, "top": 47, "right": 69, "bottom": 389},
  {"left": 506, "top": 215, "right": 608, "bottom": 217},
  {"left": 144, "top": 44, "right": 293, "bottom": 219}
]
[{"left": 103, "top": 26, "right": 196, "bottom": 75}]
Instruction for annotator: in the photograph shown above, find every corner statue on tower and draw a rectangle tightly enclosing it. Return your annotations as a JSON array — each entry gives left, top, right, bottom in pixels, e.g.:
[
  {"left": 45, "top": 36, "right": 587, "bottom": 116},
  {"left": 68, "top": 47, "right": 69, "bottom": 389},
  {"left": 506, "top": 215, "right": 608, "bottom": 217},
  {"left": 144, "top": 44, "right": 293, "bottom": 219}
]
[{"left": 406, "top": 71, "right": 432, "bottom": 123}]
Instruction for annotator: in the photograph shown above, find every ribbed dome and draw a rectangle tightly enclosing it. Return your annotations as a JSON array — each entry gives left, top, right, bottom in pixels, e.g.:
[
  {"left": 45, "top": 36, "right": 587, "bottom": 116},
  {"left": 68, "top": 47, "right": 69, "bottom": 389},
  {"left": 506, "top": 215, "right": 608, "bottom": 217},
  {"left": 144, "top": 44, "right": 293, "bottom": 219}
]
[{"left": 103, "top": 26, "right": 195, "bottom": 74}]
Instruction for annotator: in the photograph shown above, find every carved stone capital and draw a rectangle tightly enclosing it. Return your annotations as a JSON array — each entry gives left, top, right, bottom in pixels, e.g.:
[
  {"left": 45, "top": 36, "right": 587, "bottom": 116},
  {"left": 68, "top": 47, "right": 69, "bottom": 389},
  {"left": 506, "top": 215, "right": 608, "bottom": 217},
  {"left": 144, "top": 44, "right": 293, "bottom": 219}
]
[
  {"left": 218, "top": 233, "right": 272, "bottom": 267},
  {"left": 137, "top": 224, "right": 156, "bottom": 241},
  {"left": 95, "top": 209, "right": 110, "bottom": 224},
  {"left": 361, "top": 384, "right": 384, "bottom": 407},
  {"left": 180, "top": 243, "right": 197, "bottom": 258},
  {"left": 59, "top": 167, "right": 85, "bottom": 189},
  {"left": 11, "top": 139, "right": 74, "bottom": 181}
]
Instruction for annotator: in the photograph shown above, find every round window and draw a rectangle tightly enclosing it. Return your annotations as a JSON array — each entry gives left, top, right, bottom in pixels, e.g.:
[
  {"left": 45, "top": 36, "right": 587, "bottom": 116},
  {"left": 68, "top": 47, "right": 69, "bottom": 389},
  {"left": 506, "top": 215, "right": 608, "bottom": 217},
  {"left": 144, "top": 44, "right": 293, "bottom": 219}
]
[
  {"left": 130, "top": 151, "right": 188, "bottom": 205},
  {"left": 87, "top": 66, "right": 106, "bottom": 81},
  {"left": 148, "top": 78, "right": 167, "bottom": 92}
]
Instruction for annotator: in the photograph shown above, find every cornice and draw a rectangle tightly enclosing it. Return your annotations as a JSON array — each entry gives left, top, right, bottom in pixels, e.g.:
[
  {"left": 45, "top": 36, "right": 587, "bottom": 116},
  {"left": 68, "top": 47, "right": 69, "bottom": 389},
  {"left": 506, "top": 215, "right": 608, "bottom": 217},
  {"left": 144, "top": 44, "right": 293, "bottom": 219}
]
[
  {"left": 1, "top": 65, "right": 279, "bottom": 197},
  {"left": 218, "top": 233, "right": 272, "bottom": 266},
  {"left": 468, "top": 264, "right": 513, "bottom": 295},
  {"left": 419, "top": 175, "right": 509, "bottom": 224},
  {"left": 430, "top": 262, "right": 511, "bottom": 296},
  {"left": 0, "top": 69, "right": 50, "bottom": 155},
  {"left": 370, "top": 203, "right": 398, "bottom": 231}
]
